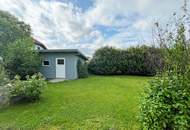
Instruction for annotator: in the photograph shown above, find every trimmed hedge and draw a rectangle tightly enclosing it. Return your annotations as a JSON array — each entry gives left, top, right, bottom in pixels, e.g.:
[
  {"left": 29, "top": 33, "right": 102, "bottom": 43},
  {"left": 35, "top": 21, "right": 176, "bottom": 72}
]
[{"left": 88, "top": 46, "right": 164, "bottom": 76}]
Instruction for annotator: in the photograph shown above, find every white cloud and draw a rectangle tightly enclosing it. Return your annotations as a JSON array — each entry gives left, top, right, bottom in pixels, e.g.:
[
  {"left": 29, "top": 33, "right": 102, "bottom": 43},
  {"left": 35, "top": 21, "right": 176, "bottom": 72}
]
[
  {"left": 133, "top": 20, "right": 149, "bottom": 31},
  {"left": 0, "top": 0, "right": 188, "bottom": 56}
]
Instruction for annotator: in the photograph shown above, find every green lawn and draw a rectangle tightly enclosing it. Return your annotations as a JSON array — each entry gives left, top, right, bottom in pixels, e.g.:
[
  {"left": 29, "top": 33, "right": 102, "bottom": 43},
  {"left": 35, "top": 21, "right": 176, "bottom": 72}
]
[{"left": 0, "top": 76, "right": 150, "bottom": 130}]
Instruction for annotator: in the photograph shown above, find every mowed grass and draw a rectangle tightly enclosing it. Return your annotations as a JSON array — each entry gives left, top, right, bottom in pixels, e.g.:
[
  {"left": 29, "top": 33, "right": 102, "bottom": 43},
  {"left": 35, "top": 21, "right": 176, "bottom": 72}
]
[{"left": 0, "top": 76, "right": 150, "bottom": 130}]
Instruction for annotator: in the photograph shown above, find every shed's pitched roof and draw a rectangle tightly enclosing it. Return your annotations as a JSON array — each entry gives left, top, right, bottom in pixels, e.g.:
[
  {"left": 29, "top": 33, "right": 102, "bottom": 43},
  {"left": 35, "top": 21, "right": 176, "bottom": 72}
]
[
  {"left": 39, "top": 49, "right": 88, "bottom": 60},
  {"left": 33, "top": 38, "right": 47, "bottom": 49}
]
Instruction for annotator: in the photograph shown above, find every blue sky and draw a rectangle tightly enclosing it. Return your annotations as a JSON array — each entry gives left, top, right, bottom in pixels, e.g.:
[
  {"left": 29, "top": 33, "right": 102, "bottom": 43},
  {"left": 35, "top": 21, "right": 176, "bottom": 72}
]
[{"left": 0, "top": 0, "right": 189, "bottom": 56}]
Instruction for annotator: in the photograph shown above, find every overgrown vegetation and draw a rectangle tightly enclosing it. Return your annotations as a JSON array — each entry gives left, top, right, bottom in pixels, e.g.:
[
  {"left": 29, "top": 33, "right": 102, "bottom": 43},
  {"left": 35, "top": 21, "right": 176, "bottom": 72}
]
[
  {"left": 0, "top": 11, "right": 41, "bottom": 79},
  {"left": 140, "top": 73, "right": 190, "bottom": 129},
  {"left": 88, "top": 45, "right": 164, "bottom": 76},
  {"left": 140, "top": 4, "right": 190, "bottom": 129},
  {"left": 9, "top": 73, "right": 46, "bottom": 103},
  {"left": 0, "top": 11, "right": 45, "bottom": 106},
  {"left": 3, "top": 37, "right": 41, "bottom": 79},
  {"left": 77, "top": 60, "right": 88, "bottom": 78}
]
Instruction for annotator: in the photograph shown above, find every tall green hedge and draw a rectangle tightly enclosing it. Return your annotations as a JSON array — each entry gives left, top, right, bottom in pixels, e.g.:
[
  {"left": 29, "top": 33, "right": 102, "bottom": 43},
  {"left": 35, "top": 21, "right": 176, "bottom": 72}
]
[{"left": 88, "top": 46, "right": 164, "bottom": 76}]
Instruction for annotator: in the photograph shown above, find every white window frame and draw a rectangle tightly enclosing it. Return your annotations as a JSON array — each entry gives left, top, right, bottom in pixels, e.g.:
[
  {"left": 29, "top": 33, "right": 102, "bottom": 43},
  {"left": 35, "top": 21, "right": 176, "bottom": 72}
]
[
  {"left": 56, "top": 58, "right": 65, "bottom": 65},
  {"left": 42, "top": 60, "right": 50, "bottom": 66}
]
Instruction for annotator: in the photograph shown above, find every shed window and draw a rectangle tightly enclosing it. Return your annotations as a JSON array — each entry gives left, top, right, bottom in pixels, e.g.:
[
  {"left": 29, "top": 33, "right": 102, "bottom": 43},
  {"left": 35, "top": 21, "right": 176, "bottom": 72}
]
[
  {"left": 43, "top": 60, "right": 50, "bottom": 66},
  {"left": 57, "top": 59, "right": 64, "bottom": 65}
]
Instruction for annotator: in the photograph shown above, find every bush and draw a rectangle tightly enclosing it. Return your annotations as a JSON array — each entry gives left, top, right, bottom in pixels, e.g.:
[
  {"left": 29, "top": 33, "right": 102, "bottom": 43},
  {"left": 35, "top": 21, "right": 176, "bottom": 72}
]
[
  {"left": 140, "top": 9, "right": 190, "bottom": 129},
  {"left": 140, "top": 73, "right": 190, "bottom": 129},
  {"left": 88, "top": 47, "right": 120, "bottom": 75},
  {"left": 9, "top": 73, "right": 46, "bottom": 103},
  {"left": 3, "top": 37, "right": 41, "bottom": 79},
  {"left": 77, "top": 60, "right": 88, "bottom": 78},
  {"left": 88, "top": 46, "right": 164, "bottom": 76}
]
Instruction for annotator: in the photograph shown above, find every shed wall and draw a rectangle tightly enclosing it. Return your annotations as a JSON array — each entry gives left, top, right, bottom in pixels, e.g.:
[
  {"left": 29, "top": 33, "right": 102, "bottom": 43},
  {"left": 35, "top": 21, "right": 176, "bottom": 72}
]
[{"left": 40, "top": 53, "right": 80, "bottom": 80}]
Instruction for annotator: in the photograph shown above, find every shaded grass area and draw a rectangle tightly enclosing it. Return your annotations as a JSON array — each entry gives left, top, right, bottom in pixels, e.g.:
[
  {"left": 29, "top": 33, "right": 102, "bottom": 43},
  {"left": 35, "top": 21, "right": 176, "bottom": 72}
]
[{"left": 0, "top": 76, "right": 150, "bottom": 130}]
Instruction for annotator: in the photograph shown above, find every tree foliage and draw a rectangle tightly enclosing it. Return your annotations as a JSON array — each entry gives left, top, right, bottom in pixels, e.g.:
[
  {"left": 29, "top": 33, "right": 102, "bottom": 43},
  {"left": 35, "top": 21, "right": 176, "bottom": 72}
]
[
  {"left": 3, "top": 37, "right": 41, "bottom": 79},
  {"left": 0, "top": 11, "right": 31, "bottom": 55},
  {"left": 88, "top": 46, "right": 164, "bottom": 76}
]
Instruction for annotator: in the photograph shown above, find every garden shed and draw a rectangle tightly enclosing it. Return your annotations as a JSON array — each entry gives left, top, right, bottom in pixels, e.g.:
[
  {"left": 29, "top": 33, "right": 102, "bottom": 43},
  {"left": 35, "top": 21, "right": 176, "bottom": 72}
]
[{"left": 34, "top": 40, "right": 87, "bottom": 80}]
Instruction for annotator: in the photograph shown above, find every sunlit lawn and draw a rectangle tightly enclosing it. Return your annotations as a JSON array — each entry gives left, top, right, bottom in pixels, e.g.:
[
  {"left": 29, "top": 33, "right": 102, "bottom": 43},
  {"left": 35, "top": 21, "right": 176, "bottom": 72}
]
[{"left": 0, "top": 76, "right": 150, "bottom": 130}]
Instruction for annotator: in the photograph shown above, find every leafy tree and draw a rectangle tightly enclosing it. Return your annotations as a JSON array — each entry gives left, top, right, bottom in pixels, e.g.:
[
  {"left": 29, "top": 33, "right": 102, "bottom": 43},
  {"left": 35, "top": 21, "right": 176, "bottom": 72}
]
[
  {"left": 0, "top": 10, "right": 31, "bottom": 55},
  {"left": 3, "top": 37, "right": 41, "bottom": 79}
]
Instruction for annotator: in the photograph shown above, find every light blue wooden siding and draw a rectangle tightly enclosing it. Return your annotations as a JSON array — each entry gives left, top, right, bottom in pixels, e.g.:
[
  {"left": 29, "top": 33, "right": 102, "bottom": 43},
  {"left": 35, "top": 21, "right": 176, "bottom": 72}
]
[{"left": 40, "top": 52, "right": 80, "bottom": 80}]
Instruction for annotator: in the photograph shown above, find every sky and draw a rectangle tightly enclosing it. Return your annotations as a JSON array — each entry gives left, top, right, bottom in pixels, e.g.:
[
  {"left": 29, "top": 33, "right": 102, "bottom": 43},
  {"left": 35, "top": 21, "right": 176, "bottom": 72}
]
[{"left": 0, "top": 0, "right": 189, "bottom": 56}]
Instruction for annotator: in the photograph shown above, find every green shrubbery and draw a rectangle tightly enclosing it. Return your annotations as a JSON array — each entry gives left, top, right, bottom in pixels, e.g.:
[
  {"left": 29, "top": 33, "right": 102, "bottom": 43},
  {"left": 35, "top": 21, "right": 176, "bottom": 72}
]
[
  {"left": 88, "top": 46, "right": 164, "bottom": 76},
  {"left": 0, "top": 11, "right": 41, "bottom": 79},
  {"left": 140, "top": 10, "right": 190, "bottom": 129},
  {"left": 3, "top": 37, "right": 41, "bottom": 79},
  {"left": 9, "top": 73, "right": 46, "bottom": 103},
  {"left": 77, "top": 60, "right": 88, "bottom": 78},
  {"left": 140, "top": 73, "right": 190, "bottom": 129},
  {"left": 0, "top": 11, "right": 45, "bottom": 106}
]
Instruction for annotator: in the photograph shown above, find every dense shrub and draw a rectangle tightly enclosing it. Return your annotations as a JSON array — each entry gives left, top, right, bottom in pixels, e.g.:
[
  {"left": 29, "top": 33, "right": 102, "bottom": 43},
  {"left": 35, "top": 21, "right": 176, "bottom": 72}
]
[
  {"left": 88, "top": 46, "right": 164, "bottom": 76},
  {"left": 3, "top": 37, "right": 41, "bottom": 79},
  {"left": 0, "top": 11, "right": 39, "bottom": 79},
  {"left": 140, "top": 73, "right": 190, "bottom": 129},
  {"left": 9, "top": 73, "right": 46, "bottom": 103},
  {"left": 140, "top": 10, "right": 190, "bottom": 130},
  {"left": 77, "top": 60, "right": 88, "bottom": 78},
  {"left": 88, "top": 47, "right": 121, "bottom": 75}
]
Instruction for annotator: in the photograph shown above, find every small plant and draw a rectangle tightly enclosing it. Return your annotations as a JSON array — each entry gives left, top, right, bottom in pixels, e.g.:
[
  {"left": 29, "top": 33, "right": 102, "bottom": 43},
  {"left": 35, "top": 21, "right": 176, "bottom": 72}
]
[
  {"left": 9, "top": 73, "right": 46, "bottom": 103},
  {"left": 77, "top": 60, "right": 88, "bottom": 78}
]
